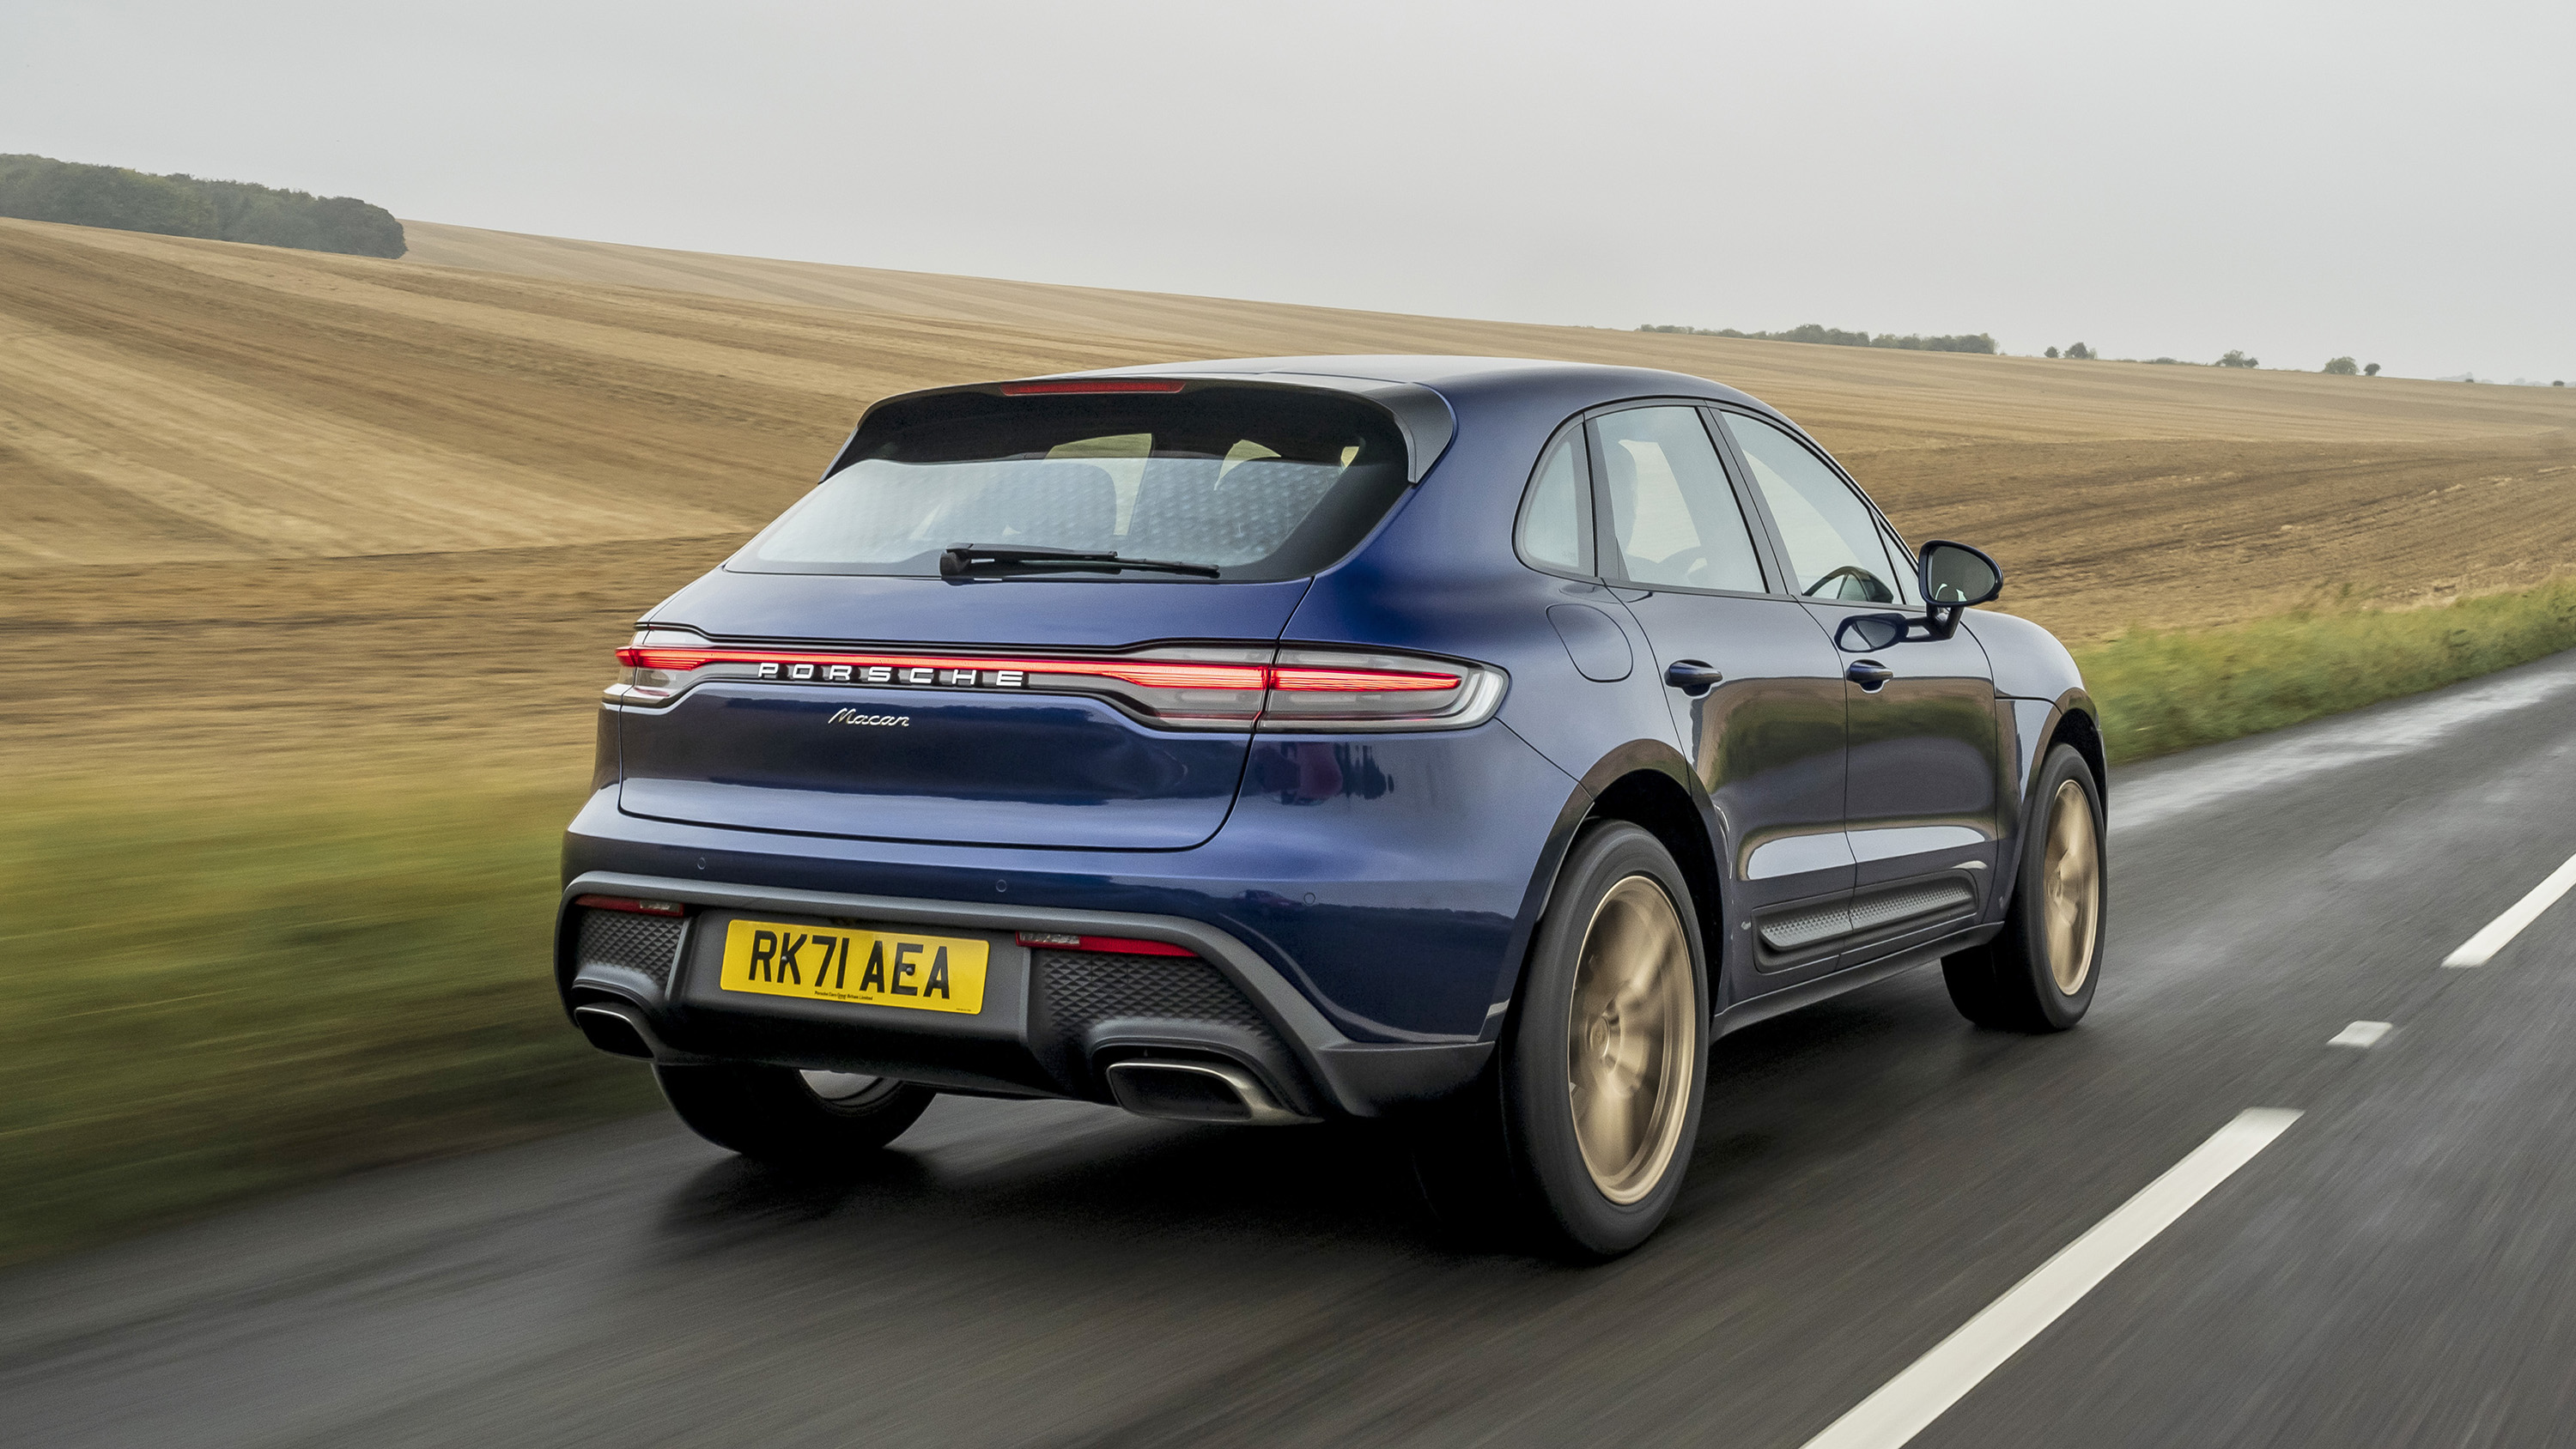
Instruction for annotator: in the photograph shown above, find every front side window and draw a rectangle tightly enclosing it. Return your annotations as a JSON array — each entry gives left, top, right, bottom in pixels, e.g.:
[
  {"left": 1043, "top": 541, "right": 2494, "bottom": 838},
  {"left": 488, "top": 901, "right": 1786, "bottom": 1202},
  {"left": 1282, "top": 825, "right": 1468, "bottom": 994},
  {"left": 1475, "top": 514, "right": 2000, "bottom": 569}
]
[
  {"left": 735, "top": 387, "right": 1410, "bottom": 582},
  {"left": 1594, "top": 406, "right": 1765, "bottom": 592},
  {"left": 1722, "top": 412, "right": 1908, "bottom": 603}
]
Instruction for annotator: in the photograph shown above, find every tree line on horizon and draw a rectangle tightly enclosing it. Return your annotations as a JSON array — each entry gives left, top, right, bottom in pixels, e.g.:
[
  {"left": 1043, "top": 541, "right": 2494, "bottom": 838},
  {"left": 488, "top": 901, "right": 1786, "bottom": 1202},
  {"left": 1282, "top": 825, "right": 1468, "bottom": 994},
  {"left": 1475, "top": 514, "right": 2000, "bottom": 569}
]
[
  {"left": 1644, "top": 322, "right": 2524, "bottom": 380},
  {"left": 2049, "top": 343, "right": 2285, "bottom": 368},
  {"left": 1637, "top": 322, "right": 1997, "bottom": 354},
  {"left": 0, "top": 154, "right": 404, "bottom": 258}
]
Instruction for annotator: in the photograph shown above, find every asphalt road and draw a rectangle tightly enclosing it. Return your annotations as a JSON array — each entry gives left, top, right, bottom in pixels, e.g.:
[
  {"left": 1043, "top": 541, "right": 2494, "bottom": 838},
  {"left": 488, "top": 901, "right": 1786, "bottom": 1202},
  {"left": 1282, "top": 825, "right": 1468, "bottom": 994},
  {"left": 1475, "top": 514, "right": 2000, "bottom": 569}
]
[{"left": 10, "top": 652, "right": 2576, "bottom": 1448}]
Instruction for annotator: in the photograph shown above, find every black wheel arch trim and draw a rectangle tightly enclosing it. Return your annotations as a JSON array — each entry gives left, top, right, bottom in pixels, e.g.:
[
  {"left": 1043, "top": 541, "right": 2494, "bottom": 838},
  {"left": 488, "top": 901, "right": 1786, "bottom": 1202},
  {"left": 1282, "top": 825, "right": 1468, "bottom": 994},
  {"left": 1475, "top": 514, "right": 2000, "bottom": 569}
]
[
  {"left": 1485, "top": 737, "right": 1727, "bottom": 1036},
  {"left": 1991, "top": 688, "right": 2105, "bottom": 918}
]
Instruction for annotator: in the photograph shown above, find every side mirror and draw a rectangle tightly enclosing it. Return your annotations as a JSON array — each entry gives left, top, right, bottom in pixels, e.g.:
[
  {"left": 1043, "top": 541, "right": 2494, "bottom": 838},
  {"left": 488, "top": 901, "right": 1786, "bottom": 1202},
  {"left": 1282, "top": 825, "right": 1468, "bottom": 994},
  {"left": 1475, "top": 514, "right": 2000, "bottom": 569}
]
[
  {"left": 1917, "top": 540, "right": 2002, "bottom": 607},
  {"left": 1914, "top": 540, "right": 2002, "bottom": 640}
]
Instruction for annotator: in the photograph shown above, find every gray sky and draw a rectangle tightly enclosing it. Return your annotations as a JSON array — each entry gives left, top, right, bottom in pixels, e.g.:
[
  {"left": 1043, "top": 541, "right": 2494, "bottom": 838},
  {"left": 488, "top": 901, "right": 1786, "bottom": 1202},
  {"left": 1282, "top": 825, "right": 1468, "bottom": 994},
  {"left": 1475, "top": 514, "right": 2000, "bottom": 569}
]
[{"left": 8, "top": 0, "right": 2569, "bottom": 381}]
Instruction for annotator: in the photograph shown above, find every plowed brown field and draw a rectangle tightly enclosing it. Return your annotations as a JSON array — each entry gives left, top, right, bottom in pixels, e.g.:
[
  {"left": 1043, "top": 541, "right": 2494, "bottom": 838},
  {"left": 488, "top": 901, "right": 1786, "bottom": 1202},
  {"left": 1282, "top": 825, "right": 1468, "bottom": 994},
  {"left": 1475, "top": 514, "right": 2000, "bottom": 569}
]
[{"left": 6, "top": 215, "right": 2574, "bottom": 786}]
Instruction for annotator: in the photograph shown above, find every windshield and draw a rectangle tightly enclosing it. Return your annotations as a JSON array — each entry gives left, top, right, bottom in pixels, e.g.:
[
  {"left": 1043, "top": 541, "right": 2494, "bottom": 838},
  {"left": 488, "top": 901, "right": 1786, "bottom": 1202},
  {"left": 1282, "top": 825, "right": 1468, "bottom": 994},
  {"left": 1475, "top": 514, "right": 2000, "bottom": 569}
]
[{"left": 733, "top": 386, "right": 1413, "bottom": 581}]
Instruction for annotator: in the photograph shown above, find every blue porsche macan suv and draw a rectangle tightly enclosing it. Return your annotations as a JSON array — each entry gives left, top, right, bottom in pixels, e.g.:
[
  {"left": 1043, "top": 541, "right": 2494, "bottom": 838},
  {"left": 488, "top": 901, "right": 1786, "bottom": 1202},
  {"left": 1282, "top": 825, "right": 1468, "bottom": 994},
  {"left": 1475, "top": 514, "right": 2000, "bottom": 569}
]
[{"left": 558, "top": 356, "right": 2105, "bottom": 1257}]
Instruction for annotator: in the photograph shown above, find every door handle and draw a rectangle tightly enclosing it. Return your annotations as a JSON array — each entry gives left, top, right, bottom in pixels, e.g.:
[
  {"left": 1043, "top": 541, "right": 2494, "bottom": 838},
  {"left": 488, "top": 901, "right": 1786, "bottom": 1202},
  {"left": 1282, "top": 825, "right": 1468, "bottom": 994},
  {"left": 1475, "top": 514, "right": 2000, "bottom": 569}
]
[
  {"left": 1663, "top": 660, "right": 1725, "bottom": 695},
  {"left": 1846, "top": 660, "right": 1895, "bottom": 690}
]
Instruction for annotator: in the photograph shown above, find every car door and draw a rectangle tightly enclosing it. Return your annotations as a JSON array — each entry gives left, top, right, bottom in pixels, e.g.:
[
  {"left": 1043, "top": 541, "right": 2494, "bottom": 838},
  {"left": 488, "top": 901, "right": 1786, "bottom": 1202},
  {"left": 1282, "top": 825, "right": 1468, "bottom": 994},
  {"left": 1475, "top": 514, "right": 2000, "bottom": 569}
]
[
  {"left": 1580, "top": 404, "right": 1856, "bottom": 994},
  {"left": 1716, "top": 409, "right": 2005, "bottom": 961}
]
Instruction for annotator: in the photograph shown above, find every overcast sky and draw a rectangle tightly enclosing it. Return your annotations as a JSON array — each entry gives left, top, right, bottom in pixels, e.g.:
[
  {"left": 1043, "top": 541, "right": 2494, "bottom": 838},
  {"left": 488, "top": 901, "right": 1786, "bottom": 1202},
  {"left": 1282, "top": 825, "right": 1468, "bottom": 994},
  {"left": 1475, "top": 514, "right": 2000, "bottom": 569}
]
[{"left": 8, "top": 0, "right": 2569, "bottom": 381}]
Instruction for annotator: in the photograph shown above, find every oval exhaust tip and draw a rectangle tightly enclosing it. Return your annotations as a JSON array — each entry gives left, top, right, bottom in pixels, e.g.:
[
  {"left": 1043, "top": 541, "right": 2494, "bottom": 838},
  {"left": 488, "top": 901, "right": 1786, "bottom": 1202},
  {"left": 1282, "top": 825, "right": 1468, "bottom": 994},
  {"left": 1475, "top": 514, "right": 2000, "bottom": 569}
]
[
  {"left": 1103, "top": 1059, "right": 1315, "bottom": 1126},
  {"left": 573, "top": 1004, "right": 657, "bottom": 1060}
]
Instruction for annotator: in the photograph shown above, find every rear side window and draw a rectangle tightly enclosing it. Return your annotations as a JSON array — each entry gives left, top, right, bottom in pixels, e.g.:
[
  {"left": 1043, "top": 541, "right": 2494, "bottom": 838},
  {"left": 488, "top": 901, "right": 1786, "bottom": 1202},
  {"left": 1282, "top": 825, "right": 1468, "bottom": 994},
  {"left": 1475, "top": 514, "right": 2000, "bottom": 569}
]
[
  {"left": 1516, "top": 428, "right": 1590, "bottom": 573},
  {"left": 736, "top": 387, "right": 1412, "bottom": 582},
  {"left": 1721, "top": 412, "right": 1911, "bottom": 604},
  {"left": 1595, "top": 407, "right": 1766, "bottom": 592}
]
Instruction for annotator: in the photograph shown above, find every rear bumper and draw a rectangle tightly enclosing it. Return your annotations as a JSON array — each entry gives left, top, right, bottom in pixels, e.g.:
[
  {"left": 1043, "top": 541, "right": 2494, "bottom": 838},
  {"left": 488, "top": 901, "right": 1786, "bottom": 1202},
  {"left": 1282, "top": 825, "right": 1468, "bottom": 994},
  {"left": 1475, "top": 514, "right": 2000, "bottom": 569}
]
[
  {"left": 556, "top": 870, "right": 1492, "bottom": 1119},
  {"left": 571, "top": 718, "right": 1587, "bottom": 1027}
]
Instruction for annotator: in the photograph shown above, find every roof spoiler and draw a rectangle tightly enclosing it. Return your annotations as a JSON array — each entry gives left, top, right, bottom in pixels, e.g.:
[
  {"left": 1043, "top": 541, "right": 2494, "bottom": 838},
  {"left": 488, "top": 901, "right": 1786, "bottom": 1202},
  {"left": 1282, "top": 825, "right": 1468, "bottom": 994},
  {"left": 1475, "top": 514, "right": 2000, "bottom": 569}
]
[{"left": 818, "top": 372, "right": 1458, "bottom": 485}]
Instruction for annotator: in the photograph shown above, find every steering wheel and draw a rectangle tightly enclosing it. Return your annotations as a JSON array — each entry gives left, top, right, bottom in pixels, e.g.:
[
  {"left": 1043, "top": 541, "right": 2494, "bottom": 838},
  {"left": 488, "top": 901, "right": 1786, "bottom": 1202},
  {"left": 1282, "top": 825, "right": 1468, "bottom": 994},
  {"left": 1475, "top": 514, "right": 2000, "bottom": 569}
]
[{"left": 1801, "top": 565, "right": 1886, "bottom": 602}]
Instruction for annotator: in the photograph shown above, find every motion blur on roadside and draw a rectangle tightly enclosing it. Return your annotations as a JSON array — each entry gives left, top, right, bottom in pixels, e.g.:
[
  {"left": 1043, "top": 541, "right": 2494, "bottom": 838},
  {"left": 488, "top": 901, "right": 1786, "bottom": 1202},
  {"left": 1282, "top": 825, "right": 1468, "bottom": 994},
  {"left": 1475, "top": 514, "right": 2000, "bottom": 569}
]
[{"left": 8, "top": 0, "right": 2576, "bottom": 1439}]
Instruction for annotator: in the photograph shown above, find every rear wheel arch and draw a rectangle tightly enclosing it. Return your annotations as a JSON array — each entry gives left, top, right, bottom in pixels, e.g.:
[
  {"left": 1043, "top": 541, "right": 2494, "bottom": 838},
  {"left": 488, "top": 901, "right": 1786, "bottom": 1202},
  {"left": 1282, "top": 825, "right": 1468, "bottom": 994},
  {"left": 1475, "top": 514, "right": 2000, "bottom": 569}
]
[
  {"left": 1486, "top": 748, "right": 1722, "bottom": 1050},
  {"left": 1418, "top": 816, "right": 1713, "bottom": 1257},
  {"left": 1583, "top": 769, "right": 1725, "bottom": 955}
]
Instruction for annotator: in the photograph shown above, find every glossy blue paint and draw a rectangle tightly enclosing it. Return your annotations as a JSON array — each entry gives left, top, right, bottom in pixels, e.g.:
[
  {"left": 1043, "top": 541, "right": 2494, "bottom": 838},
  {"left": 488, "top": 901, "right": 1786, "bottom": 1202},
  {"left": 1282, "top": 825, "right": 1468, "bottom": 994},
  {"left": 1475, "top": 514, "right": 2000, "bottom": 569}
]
[
  {"left": 566, "top": 715, "right": 1578, "bottom": 1044},
  {"left": 1963, "top": 607, "right": 2085, "bottom": 701},
  {"left": 1805, "top": 597, "right": 2004, "bottom": 891},
  {"left": 1224, "top": 726, "right": 1581, "bottom": 1040},
  {"left": 559, "top": 355, "right": 2093, "bottom": 1115},
  {"left": 619, "top": 684, "right": 1255, "bottom": 850},
  {"left": 1546, "top": 603, "right": 1633, "bottom": 682}
]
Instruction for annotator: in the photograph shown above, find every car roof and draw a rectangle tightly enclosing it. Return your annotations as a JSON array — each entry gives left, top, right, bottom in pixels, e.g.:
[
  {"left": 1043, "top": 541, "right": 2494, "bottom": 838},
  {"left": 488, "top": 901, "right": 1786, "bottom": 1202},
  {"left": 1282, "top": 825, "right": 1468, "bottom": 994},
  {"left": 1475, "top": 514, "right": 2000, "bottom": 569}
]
[
  {"left": 835, "top": 355, "right": 1796, "bottom": 490},
  {"left": 1067, "top": 355, "right": 1777, "bottom": 417}
]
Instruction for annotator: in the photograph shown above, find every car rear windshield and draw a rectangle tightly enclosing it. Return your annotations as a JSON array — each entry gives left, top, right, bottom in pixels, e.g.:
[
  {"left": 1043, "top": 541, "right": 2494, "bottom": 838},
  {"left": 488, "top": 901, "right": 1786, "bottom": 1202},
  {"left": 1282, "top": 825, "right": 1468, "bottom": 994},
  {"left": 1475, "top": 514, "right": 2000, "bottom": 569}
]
[{"left": 732, "top": 386, "right": 1414, "bottom": 582}]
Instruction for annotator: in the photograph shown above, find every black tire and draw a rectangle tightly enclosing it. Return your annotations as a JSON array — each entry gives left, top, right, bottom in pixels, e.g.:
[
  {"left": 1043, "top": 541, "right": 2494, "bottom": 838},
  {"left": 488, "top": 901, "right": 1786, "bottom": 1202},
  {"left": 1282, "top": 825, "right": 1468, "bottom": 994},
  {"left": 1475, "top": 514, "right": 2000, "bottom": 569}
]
[
  {"left": 1943, "top": 743, "right": 2105, "bottom": 1032},
  {"left": 654, "top": 1063, "right": 935, "bottom": 1165},
  {"left": 1415, "top": 822, "right": 1710, "bottom": 1259}
]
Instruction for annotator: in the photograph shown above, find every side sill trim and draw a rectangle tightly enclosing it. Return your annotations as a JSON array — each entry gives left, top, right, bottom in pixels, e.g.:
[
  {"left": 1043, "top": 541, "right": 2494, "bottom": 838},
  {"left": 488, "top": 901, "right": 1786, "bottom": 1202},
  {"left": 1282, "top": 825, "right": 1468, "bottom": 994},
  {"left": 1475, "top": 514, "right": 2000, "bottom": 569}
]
[{"left": 1713, "top": 923, "right": 2002, "bottom": 1042}]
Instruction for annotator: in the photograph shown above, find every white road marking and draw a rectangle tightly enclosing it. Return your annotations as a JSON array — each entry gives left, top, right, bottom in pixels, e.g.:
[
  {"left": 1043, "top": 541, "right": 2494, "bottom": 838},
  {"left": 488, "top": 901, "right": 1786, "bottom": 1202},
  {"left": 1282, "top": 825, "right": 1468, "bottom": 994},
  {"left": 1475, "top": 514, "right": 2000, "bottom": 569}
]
[
  {"left": 2328, "top": 1021, "right": 2392, "bottom": 1048},
  {"left": 2442, "top": 852, "right": 2576, "bottom": 967},
  {"left": 1796, "top": 1108, "right": 2303, "bottom": 1449}
]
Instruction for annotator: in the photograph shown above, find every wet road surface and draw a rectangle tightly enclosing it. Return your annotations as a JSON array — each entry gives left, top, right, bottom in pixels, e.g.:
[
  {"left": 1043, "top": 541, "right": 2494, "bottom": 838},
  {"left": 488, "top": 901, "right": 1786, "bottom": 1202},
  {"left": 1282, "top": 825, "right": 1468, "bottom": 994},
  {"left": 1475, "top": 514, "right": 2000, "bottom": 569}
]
[{"left": 9, "top": 650, "right": 2576, "bottom": 1447}]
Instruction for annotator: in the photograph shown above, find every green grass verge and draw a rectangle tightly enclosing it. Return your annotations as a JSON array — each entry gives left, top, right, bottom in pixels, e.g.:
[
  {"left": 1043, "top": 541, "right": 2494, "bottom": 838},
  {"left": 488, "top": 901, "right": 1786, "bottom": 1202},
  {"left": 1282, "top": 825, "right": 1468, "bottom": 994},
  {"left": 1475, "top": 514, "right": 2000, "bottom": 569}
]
[
  {"left": 0, "top": 780, "right": 655, "bottom": 1267},
  {"left": 8, "top": 579, "right": 2575, "bottom": 1267},
  {"left": 2076, "top": 577, "right": 2576, "bottom": 763}
]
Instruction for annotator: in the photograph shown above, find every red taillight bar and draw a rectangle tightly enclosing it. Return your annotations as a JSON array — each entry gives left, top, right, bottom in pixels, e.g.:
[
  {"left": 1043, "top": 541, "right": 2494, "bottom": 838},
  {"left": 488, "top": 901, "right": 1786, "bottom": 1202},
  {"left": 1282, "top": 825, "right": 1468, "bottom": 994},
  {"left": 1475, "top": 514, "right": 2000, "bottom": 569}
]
[
  {"left": 574, "top": 894, "right": 688, "bottom": 917},
  {"left": 998, "top": 379, "right": 1188, "bottom": 396},
  {"left": 616, "top": 647, "right": 1460, "bottom": 694},
  {"left": 1270, "top": 667, "right": 1460, "bottom": 692},
  {"left": 1015, "top": 931, "right": 1195, "bottom": 957},
  {"left": 617, "top": 647, "right": 1267, "bottom": 692}
]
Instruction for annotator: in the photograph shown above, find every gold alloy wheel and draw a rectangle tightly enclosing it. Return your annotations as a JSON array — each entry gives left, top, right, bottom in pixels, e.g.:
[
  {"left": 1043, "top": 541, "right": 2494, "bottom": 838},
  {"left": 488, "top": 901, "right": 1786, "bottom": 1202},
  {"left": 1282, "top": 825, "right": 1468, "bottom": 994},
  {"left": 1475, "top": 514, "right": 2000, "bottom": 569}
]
[
  {"left": 1565, "top": 876, "right": 1696, "bottom": 1205},
  {"left": 2042, "top": 779, "right": 2102, "bottom": 994}
]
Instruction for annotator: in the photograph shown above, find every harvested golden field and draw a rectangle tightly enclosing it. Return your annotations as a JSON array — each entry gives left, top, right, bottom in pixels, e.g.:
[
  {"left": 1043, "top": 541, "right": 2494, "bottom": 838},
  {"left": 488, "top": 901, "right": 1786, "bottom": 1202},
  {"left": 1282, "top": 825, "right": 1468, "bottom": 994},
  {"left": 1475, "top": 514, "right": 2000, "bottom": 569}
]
[
  {"left": 13, "top": 217, "right": 2573, "bottom": 594},
  {"left": 6, "top": 213, "right": 2575, "bottom": 1264},
  {"left": 6, "top": 214, "right": 2576, "bottom": 791},
  {"left": 3, "top": 539, "right": 730, "bottom": 787}
]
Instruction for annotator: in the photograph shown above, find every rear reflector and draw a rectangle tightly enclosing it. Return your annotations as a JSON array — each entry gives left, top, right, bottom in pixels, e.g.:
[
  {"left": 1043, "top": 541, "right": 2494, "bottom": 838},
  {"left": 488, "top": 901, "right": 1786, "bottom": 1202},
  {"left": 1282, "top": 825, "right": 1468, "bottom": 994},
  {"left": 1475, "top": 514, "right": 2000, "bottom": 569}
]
[
  {"left": 1017, "top": 931, "right": 1195, "bottom": 957},
  {"left": 998, "top": 379, "right": 1188, "bottom": 396},
  {"left": 574, "top": 894, "right": 688, "bottom": 917}
]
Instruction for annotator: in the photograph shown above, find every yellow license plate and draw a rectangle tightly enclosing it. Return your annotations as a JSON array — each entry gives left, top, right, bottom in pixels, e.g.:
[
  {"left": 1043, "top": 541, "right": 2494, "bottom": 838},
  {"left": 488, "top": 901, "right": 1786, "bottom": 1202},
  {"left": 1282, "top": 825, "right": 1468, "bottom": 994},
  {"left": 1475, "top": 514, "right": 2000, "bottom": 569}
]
[{"left": 717, "top": 919, "right": 989, "bottom": 1014}]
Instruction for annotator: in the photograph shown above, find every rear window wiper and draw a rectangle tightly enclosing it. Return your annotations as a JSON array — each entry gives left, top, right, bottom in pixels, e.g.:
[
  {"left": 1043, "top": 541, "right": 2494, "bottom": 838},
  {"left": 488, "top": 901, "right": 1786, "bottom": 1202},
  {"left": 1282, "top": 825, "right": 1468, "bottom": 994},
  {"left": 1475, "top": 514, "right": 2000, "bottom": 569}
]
[{"left": 939, "top": 545, "right": 1221, "bottom": 580}]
